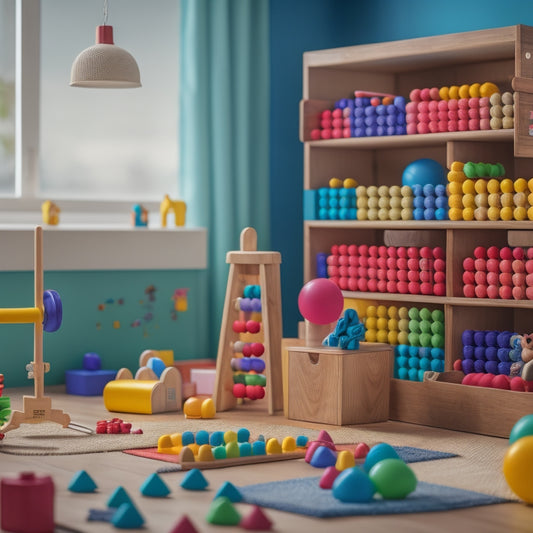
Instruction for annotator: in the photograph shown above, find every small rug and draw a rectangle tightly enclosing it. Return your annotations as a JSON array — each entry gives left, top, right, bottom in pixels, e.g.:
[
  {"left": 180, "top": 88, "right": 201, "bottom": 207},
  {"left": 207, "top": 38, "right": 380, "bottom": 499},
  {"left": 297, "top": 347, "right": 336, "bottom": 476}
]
[{"left": 239, "top": 476, "right": 512, "bottom": 518}]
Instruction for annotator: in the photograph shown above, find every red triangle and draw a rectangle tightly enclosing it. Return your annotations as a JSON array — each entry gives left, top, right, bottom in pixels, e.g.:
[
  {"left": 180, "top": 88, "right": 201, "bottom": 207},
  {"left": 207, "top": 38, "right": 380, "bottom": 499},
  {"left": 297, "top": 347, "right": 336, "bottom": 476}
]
[
  {"left": 169, "top": 514, "right": 199, "bottom": 533},
  {"left": 240, "top": 505, "right": 273, "bottom": 530}
]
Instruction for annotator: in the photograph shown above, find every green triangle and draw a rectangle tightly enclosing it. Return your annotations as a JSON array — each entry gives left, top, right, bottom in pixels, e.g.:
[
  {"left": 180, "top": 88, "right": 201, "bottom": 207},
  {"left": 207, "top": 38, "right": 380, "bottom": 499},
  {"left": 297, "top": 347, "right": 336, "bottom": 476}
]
[
  {"left": 111, "top": 502, "right": 145, "bottom": 529},
  {"left": 68, "top": 470, "right": 98, "bottom": 493},
  {"left": 140, "top": 472, "right": 171, "bottom": 497},
  {"left": 206, "top": 496, "right": 241, "bottom": 526}
]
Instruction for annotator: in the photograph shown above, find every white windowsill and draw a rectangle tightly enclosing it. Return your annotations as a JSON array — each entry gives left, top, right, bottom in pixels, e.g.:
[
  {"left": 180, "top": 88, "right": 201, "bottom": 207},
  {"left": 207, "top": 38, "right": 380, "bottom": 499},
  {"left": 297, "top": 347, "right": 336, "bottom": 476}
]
[{"left": 0, "top": 219, "right": 207, "bottom": 272}]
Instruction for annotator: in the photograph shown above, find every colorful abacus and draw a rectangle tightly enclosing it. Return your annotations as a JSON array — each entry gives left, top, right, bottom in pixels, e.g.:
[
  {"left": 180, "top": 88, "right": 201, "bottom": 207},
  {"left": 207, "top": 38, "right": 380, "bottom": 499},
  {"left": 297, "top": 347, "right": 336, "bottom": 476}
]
[
  {"left": 326, "top": 243, "right": 445, "bottom": 296},
  {"left": 462, "top": 245, "right": 533, "bottom": 300},
  {"left": 405, "top": 82, "right": 499, "bottom": 134},
  {"left": 310, "top": 93, "right": 407, "bottom": 140},
  {"left": 231, "top": 285, "right": 267, "bottom": 401}
]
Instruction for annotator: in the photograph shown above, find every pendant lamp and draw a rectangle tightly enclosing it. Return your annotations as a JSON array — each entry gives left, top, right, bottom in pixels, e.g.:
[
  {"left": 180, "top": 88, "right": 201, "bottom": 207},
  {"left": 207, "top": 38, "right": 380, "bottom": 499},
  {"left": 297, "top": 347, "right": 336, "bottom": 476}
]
[{"left": 70, "top": 1, "right": 141, "bottom": 88}]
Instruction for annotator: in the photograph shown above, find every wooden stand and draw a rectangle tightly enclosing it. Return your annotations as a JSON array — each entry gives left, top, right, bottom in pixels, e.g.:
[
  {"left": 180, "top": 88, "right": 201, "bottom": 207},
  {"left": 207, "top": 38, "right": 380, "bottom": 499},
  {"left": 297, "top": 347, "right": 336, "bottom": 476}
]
[
  {"left": 213, "top": 227, "right": 283, "bottom": 414},
  {"left": 0, "top": 227, "right": 71, "bottom": 434}
]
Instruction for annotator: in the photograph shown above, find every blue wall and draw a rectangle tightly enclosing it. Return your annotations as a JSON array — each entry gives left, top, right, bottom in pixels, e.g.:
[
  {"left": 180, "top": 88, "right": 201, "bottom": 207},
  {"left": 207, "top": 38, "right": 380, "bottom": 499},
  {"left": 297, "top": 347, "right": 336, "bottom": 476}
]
[
  {"left": 270, "top": 0, "right": 533, "bottom": 337},
  {"left": 0, "top": 269, "right": 208, "bottom": 387}
]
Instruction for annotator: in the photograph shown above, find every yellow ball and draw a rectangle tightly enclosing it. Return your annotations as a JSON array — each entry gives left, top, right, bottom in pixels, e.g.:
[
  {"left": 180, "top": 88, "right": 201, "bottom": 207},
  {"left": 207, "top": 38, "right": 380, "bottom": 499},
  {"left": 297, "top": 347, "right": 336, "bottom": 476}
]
[
  {"left": 356, "top": 185, "right": 368, "bottom": 197},
  {"left": 515, "top": 178, "right": 528, "bottom": 193},
  {"left": 389, "top": 207, "right": 402, "bottom": 220},
  {"left": 401, "top": 208, "right": 413, "bottom": 220},
  {"left": 400, "top": 185, "right": 413, "bottom": 197},
  {"left": 389, "top": 196, "right": 401, "bottom": 209},
  {"left": 329, "top": 177, "right": 343, "bottom": 188},
  {"left": 448, "top": 207, "right": 463, "bottom": 221},
  {"left": 501, "top": 192, "right": 514, "bottom": 208},
  {"left": 448, "top": 85, "right": 459, "bottom": 99},
  {"left": 462, "top": 194, "right": 475, "bottom": 208},
  {"left": 447, "top": 170, "right": 465, "bottom": 183},
  {"left": 378, "top": 196, "right": 390, "bottom": 208},
  {"left": 368, "top": 208, "right": 379, "bottom": 220},
  {"left": 378, "top": 208, "right": 390, "bottom": 220},
  {"left": 343, "top": 178, "right": 358, "bottom": 188},
  {"left": 224, "top": 430, "right": 238, "bottom": 443},
  {"left": 387, "top": 330, "right": 399, "bottom": 345},
  {"left": 446, "top": 182, "right": 460, "bottom": 195},
  {"left": 366, "top": 305, "right": 377, "bottom": 317},
  {"left": 487, "top": 206, "right": 501, "bottom": 221},
  {"left": 500, "top": 206, "right": 513, "bottom": 220},
  {"left": 357, "top": 208, "right": 369, "bottom": 220},
  {"left": 487, "top": 179, "right": 501, "bottom": 194},
  {"left": 377, "top": 305, "right": 388, "bottom": 317},
  {"left": 503, "top": 436, "right": 533, "bottom": 503},
  {"left": 449, "top": 161, "right": 464, "bottom": 172},
  {"left": 448, "top": 194, "right": 463, "bottom": 209},
  {"left": 398, "top": 307, "right": 409, "bottom": 319},
  {"left": 514, "top": 206, "right": 527, "bottom": 221},
  {"left": 401, "top": 196, "right": 413, "bottom": 208},
  {"left": 474, "top": 180, "right": 487, "bottom": 194},
  {"left": 514, "top": 192, "right": 527, "bottom": 207},
  {"left": 500, "top": 178, "right": 514, "bottom": 194},
  {"left": 387, "top": 305, "right": 399, "bottom": 319},
  {"left": 475, "top": 193, "right": 488, "bottom": 207},
  {"left": 365, "top": 316, "right": 377, "bottom": 329},
  {"left": 479, "top": 81, "right": 500, "bottom": 97},
  {"left": 367, "top": 196, "right": 379, "bottom": 209},
  {"left": 365, "top": 329, "right": 377, "bottom": 342},
  {"left": 439, "top": 86, "right": 449, "bottom": 100},
  {"left": 461, "top": 180, "right": 475, "bottom": 195},
  {"left": 528, "top": 206, "right": 533, "bottom": 221},
  {"left": 458, "top": 84, "right": 470, "bottom": 99},
  {"left": 462, "top": 207, "right": 475, "bottom": 221},
  {"left": 367, "top": 185, "right": 378, "bottom": 197},
  {"left": 376, "top": 329, "right": 389, "bottom": 343},
  {"left": 528, "top": 178, "right": 533, "bottom": 192},
  {"left": 469, "top": 83, "right": 481, "bottom": 97},
  {"left": 356, "top": 197, "right": 369, "bottom": 208},
  {"left": 389, "top": 185, "right": 401, "bottom": 197},
  {"left": 397, "top": 331, "right": 409, "bottom": 345},
  {"left": 528, "top": 192, "right": 533, "bottom": 206},
  {"left": 398, "top": 318, "right": 409, "bottom": 332},
  {"left": 201, "top": 398, "right": 216, "bottom": 419},
  {"left": 388, "top": 318, "right": 399, "bottom": 331},
  {"left": 377, "top": 317, "right": 388, "bottom": 330},
  {"left": 378, "top": 185, "right": 390, "bottom": 197},
  {"left": 488, "top": 193, "right": 501, "bottom": 207}
]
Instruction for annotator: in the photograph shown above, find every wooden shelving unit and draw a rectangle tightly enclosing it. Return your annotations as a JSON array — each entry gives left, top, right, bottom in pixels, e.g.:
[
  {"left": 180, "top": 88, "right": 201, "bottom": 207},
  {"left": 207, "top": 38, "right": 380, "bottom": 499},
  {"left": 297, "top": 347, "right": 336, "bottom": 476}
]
[{"left": 300, "top": 25, "right": 533, "bottom": 438}]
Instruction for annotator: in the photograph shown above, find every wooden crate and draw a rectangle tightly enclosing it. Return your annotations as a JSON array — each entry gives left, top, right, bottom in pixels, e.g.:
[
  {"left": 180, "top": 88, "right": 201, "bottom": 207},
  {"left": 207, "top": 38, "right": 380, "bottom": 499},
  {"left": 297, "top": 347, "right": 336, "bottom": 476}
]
[{"left": 287, "top": 343, "right": 393, "bottom": 425}]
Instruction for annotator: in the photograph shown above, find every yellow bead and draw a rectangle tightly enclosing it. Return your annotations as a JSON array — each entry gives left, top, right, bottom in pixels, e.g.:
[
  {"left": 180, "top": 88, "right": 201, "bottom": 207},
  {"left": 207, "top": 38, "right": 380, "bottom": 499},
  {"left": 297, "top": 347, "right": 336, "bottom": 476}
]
[
  {"left": 197, "top": 444, "right": 215, "bottom": 461},
  {"left": 170, "top": 432, "right": 183, "bottom": 447},
  {"left": 224, "top": 430, "right": 238, "bottom": 443},
  {"left": 474, "top": 206, "right": 488, "bottom": 220},
  {"left": 479, "top": 82, "right": 500, "bottom": 97},
  {"left": 343, "top": 178, "right": 358, "bottom": 188},
  {"left": 469, "top": 83, "right": 481, "bottom": 97},
  {"left": 449, "top": 161, "right": 464, "bottom": 172},
  {"left": 487, "top": 179, "right": 501, "bottom": 194},
  {"left": 458, "top": 84, "right": 470, "bottom": 99},
  {"left": 448, "top": 207, "right": 463, "bottom": 221},
  {"left": 335, "top": 450, "right": 356, "bottom": 471},
  {"left": 401, "top": 208, "right": 413, "bottom": 220},
  {"left": 515, "top": 178, "right": 528, "bottom": 193},
  {"left": 448, "top": 85, "right": 459, "bottom": 99},
  {"left": 474, "top": 180, "right": 487, "bottom": 194},
  {"left": 366, "top": 305, "right": 377, "bottom": 317},
  {"left": 448, "top": 194, "right": 463, "bottom": 209},
  {"left": 377, "top": 317, "right": 388, "bottom": 330},
  {"left": 503, "top": 436, "right": 533, "bottom": 504},
  {"left": 528, "top": 192, "right": 533, "bottom": 206},
  {"left": 377, "top": 305, "right": 388, "bottom": 317},
  {"left": 514, "top": 206, "right": 527, "bottom": 221},
  {"left": 400, "top": 185, "right": 413, "bottom": 197},
  {"left": 514, "top": 191, "right": 527, "bottom": 207},
  {"left": 500, "top": 206, "right": 513, "bottom": 220},
  {"left": 461, "top": 180, "right": 475, "bottom": 195},
  {"left": 266, "top": 437, "right": 282, "bottom": 454},
  {"left": 397, "top": 331, "right": 409, "bottom": 344},
  {"left": 487, "top": 206, "right": 501, "bottom": 221},
  {"left": 226, "top": 440, "right": 240, "bottom": 458},
  {"left": 201, "top": 398, "right": 216, "bottom": 419},
  {"left": 462, "top": 207, "right": 475, "bottom": 221},
  {"left": 282, "top": 436, "right": 296, "bottom": 452},
  {"left": 157, "top": 434, "right": 174, "bottom": 453},
  {"left": 500, "top": 178, "right": 514, "bottom": 194},
  {"left": 387, "top": 330, "right": 399, "bottom": 345},
  {"left": 376, "top": 329, "right": 389, "bottom": 343},
  {"left": 329, "top": 177, "right": 343, "bottom": 188},
  {"left": 378, "top": 208, "right": 389, "bottom": 220},
  {"left": 475, "top": 193, "right": 488, "bottom": 207},
  {"left": 388, "top": 318, "right": 399, "bottom": 330},
  {"left": 528, "top": 178, "right": 533, "bottom": 192},
  {"left": 365, "top": 329, "right": 377, "bottom": 342},
  {"left": 357, "top": 208, "right": 368, "bottom": 220},
  {"left": 387, "top": 305, "right": 399, "bottom": 319},
  {"left": 367, "top": 208, "right": 379, "bottom": 220},
  {"left": 447, "top": 170, "right": 465, "bottom": 183},
  {"left": 439, "top": 86, "right": 449, "bottom": 100},
  {"left": 501, "top": 192, "right": 514, "bottom": 208},
  {"left": 528, "top": 206, "right": 533, "bottom": 220},
  {"left": 365, "top": 316, "right": 377, "bottom": 329},
  {"left": 398, "top": 318, "right": 409, "bottom": 331},
  {"left": 462, "top": 194, "right": 475, "bottom": 208}
]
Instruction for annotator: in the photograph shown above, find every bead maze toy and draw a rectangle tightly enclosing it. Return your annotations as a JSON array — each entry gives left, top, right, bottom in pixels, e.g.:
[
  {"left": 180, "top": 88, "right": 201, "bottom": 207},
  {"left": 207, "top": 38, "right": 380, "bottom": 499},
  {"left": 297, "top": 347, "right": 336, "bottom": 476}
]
[
  {"left": 213, "top": 227, "right": 283, "bottom": 414},
  {"left": 0, "top": 226, "right": 76, "bottom": 438}
]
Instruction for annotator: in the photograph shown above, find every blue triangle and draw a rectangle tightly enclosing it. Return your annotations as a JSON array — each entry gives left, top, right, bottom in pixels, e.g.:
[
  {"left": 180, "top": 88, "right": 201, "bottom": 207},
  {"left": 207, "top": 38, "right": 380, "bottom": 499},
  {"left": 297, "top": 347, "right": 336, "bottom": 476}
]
[
  {"left": 107, "top": 486, "right": 133, "bottom": 508},
  {"left": 310, "top": 445, "right": 338, "bottom": 468},
  {"left": 111, "top": 502, "right": 145, "bottom": 529},
  {"left": 140, "top": 473, "right": 171, "bottom": 497},
  {"left": 214, "top": 481, "right": 242, "bottom": 502},
  {"left": 68, "top": 470, "right": 98, "bottom": 493},
  {"left": 180, "top": 468, "right": 209, "bottom": 491}
]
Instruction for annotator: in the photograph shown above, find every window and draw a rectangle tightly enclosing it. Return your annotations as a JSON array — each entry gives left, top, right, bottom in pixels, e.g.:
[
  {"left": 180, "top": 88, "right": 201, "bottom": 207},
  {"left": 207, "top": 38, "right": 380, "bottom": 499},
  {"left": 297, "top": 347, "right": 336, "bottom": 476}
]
[{"left": 0, "top": 0, "right": 179, "bottom": 218}]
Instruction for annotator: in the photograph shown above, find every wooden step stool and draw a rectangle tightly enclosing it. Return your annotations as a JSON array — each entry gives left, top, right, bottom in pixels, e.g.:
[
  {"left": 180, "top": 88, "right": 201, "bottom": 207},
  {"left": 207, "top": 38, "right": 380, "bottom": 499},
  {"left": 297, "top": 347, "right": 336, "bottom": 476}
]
[{"left": 213, "top": 227, "right": 283, "bottom": 414}]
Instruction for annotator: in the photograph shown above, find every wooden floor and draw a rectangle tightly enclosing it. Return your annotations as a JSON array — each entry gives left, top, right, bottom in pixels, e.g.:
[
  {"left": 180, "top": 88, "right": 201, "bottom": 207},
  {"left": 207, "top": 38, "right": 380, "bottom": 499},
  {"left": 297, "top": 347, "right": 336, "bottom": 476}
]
[{"left": 1, "top": 387, "right": 533, "bottom": 533}]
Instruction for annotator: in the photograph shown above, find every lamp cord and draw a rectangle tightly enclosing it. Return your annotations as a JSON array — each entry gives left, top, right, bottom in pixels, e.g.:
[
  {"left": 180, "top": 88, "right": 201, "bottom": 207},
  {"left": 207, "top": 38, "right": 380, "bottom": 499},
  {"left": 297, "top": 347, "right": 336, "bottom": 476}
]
[{"left": 103, "top": 0, "right": 108, "bottom": 25}]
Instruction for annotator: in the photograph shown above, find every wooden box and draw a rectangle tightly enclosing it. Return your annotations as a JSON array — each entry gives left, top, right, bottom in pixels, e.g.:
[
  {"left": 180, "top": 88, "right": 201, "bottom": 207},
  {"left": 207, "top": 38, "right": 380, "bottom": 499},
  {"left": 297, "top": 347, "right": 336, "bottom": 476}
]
[{"left": 287, "top": 343, "right": 393, "bottom": 425}]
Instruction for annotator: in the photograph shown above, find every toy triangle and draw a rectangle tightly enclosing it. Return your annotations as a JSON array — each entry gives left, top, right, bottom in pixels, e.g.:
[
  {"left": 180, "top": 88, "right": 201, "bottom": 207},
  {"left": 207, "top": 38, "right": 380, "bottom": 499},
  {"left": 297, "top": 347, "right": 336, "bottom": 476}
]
[
  {"left": 214, "top": 481, "right": 242, "bottom": 502},
  {"left": 180, "top": 468, "right": 208, "bottom": 490},
  {"left": 140, "top": 472, "right": 171, "bottom": 497},
  {"left": 68, "top": 470, "right": 98, "bottom": 493},
  {"left": 107, "top": 486, "right": 133, "bottom": 508},
  {"left": 240, "top": 505, "right": 273, "bottom": 530},
  {"left": 169, "top": 515, "right": 199, "bottom": 533},
  {"left": 111, "top": 502, "right": 145, "bottom": 529},
  {"left": 206, "top": 496, "right": 241, "bottom": 526},
  {"left": 310, "top": 445, "right": 337, "bottom": 468}
]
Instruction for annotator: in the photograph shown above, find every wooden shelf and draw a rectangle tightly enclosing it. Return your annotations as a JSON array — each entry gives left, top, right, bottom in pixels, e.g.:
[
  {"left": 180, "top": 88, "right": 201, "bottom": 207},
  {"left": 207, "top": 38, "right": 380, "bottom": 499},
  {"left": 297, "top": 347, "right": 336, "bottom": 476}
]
[{"left": 301, "top": 24, "right": 533, "bottom": 437}]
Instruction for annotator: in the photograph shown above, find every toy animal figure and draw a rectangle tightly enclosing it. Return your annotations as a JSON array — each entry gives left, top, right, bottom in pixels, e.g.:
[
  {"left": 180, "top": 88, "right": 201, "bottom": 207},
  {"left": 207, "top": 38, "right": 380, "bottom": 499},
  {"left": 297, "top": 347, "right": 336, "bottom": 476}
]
[{"left": 510, "top": 333, "right": 533, "bottom": 380}]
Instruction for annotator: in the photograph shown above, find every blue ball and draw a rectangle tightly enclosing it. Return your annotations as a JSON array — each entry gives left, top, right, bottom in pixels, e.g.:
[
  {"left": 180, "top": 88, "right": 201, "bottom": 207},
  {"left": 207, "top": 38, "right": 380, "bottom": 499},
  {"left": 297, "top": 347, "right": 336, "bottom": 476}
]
[
  {"left": 435, "top": 207, "right": 448, "bottom": 220},
  {"left": 364, "top": 443, "right": 400, "bottom": 472},
  {"left": 431, "top": 359, "right": 444, "bottom": 372},
  {"left": 431, "top": 347, "right": 444, "bottom": 359},
  {"left": 423, "top": 196, "right": 436, "bottom": 209},
  {"left": 397, "top": 367, "right": 409, "bottom": 380},
  {"left": 424, "top": 208, "right": 435, "bottom": 220},
  {"left": 485, "top": 360, "right": 499, "bottom": 374},
  {"left": 474, "top": 359, "right": 486, "bottom": 373},
  {"left": 413, "top": 196, "right": 425, "bottom": 209},
  {"left": 413, "top": 207, "right": 424, "bottom": 220},
  {"left": 435, "top": 196, "right": 448, "bottom": 209},
  {"left": 463, "top": 345, "right": 474, "bottom": 359},
  {"left": 435, "top": 184, "right": 447, "bottom": 196},
  {"left": 402, "top": 158, "right": 446, "bottom": 187},
  {"left": 408, "top": 367, "right": 419, "bottom": 381},
  {"left": 412, "top": 184, "right": 423, "bottom": 196},
  {"left": 423, "top": 184, "right": 435, "bottom": 197},
  {"left": 462, "top": 359, "right": 474, "bottom": 374}
]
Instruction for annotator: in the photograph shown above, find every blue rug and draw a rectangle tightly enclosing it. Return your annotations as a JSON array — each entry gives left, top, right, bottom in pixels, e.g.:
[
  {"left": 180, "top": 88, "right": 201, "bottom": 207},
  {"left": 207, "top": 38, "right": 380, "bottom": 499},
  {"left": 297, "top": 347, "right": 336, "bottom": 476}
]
[{"left": 239, "top": 477, "right": 511, "bottom": 518}]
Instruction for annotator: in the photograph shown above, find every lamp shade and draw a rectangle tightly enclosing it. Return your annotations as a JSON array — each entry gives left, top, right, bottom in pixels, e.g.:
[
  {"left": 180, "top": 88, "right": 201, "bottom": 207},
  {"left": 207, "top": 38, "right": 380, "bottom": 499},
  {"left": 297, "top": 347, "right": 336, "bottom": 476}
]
[{"left": 70, "top": 25, "right": 141, "bottom": 88}]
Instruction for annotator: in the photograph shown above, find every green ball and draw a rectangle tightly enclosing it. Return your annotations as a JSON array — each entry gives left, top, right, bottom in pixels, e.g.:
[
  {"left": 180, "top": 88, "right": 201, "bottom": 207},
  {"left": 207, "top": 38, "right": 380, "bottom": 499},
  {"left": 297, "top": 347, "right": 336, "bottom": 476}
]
[
  {"left": 430, "top": 321, "right": 445, "bottom": 335},
  {"left": 431, "top": 333, "right": 444, "bottom": 348},
  {"left": 431, "top": 309, "right": 444, "bottom": 322},
  {"left": 419, "top": 320, "right": 432, "bottom": 334},
  {"left": 419, "top": 307, "right": 431, "bottom": 321},
  {"left": 463, "top": 161, "right": 476, "bottom": 178},
  {"left": 408, "top": 332, "right": 420, "bottom": 347},
  {"left": 475, "top": 162, "right": 487, "bottom": 177},
  {"left": 369, "top": 458, "right": 417, "bottom": 499},
  {"left": 419, "top": 333, "right": 432, "bottom": 347},
  {"left": 510, "top": 414, "right": 533, "bottom": 444},
  {"left": 408, "top": 307, "right": 420, "bottom": 320},
  {"left": 408, "top": 319, "right": 421, "bottom": 333}
]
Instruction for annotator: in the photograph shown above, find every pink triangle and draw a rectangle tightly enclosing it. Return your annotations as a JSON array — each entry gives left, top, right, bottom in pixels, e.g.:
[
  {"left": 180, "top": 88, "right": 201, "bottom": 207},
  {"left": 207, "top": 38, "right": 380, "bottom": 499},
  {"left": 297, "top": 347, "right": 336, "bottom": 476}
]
[
  {"left": 319, "top": 466, "right": 340, "bottom": 489},
  {"left": 316, "top": 430, "right": 334, "bottom": 444},
  {"left": 354, "top": 442, "right": 370, "bottom": 459},
  {"left": 240, "top": 505, "right": 273, "bottom": 530},
  {"left": 305, "top": 441, "right": 322, "bottom": 463},
  {"left": 169, "top": 514, "right": 199, "bottom": 533}
]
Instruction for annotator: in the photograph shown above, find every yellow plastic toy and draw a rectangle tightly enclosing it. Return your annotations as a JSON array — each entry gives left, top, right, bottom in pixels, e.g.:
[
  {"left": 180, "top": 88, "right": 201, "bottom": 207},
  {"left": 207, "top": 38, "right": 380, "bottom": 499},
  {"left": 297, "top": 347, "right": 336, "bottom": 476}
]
[
  {"left": 103, "top": 351, "right": 182, "bottom": 414},
  {"left": 41, "top": 200, "right": 60, "bottom": 225},
  {"left": 160, "top": 194, "right": 186, "bottom": 227}
]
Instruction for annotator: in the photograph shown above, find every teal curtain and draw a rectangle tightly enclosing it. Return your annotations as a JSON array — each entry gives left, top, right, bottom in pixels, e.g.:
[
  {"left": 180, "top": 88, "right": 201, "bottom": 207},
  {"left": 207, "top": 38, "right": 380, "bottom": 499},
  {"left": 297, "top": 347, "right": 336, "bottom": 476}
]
[{"left": 179, "top": 0, "right": 270, "bottom": 355}]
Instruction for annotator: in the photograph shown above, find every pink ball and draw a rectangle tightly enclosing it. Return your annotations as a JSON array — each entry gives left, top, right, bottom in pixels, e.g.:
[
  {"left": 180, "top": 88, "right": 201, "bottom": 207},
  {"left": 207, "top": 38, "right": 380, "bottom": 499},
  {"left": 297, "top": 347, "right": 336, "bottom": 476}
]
[
  {"left": 474, "top": 246, "right": 487, "bottom": 259},
  {"left": 408, "top": 281, "right": 421, "bottom": 294},
  {"left": 397, "top": 257, "right": 408, "bottom": 270},
  {"left": 468, "top": 108, "right": 480, "bottom": 119},
  {"left": 474, "top": 271, "right": 487, "bottom": 285},
  {"left": 408, "top": 270, "right": 420, "bottom": 282},
  {"left": 499, "top": 272, "right": 512, "bottom": 286},
  {"left": 479, "top": 373, "right": 495, "bottom": 388},
  {"left": 347, "top": 278, "right": 358, "bottom": 292},
  {"left": 526, "top": 273, "right": 533, "bottom": 286},
  {"left": 438, "top": 120, "right": 448, "bottom": 132},
  {"left": 429, "top": 121, "right": 440, "bottom": 133},
  {"left": 526, "top": 260, "right": 533, "bottom": 274},
  {"left": 357, "top": 278, "right": 368, "bottom": 292},
  {"left": 429, "top": 87, "right": 440, "bottom": 100},
  {"left": 474, "top": 258, "right": 486, "bottom": 271},
  {"left": 397, "top": 269, "right": 409, "bottom": 282},
  {"left": 492, "top": 374, "right": 510, "bottom": 390},
  {"left": 486, "top": 271, "right": 499, "bottom": 286},
  {"left": 377, "top": 279, "right": 388, "bottom": 293},
  {"left": 512, "top": 272, "right": 526, "bottom": 286},
  {"left": 463, "top": 257, "right": 475, "bottom": 271},
  {"left": 458, "top": 120, "right": 468, "bottom": 131},
  {"left": 513, "top": 286, "right": 526, "bottom": 300},
  {"left": 407, "top": 258, "right": 419, "bottom": 271},
  {"left": 463, "top": 284, "right": 475, "bottom": 298},
  {"left": 242, "top": 343, "right": 253, "bottom": 357},
  {"left": 420, "top": 246, "right": 433, "bottom": 259},
  {"left": 367, "top": 267, "right": 377, "bottom": 279},
  {"left": 500, "top": 259, "right": 512, "bottom": 273},
  {"left": 448, "top": 99, "right": 459, "bottom": 110},
  {"left": 527, "top": 286, "right": 533, "bottom": 301},
  {"left": 386, "top": 269, "right": 398, "bottom": 281},
  {"left": 500, "top": 247, "right": 513, "bottom": 260},
  {"left": 434, "top": 258, "right": 446, "bottom": 271},
  {"left": 513, "top": 259, "right": 525, "bottom": 273},
  {"left": 417, "top": 122, "right": 430, "bottom": 134},
  {"left": 310, "top": 129, "right": 321, "bottom": 140},
  {"left": 480, "top": 118, "right": 491, "bottom": 130},
  {"left": 386, "top": 280, "right": 398, "bottom": 293},
  {"left": 338, "top": 277, "right": 349, "bottom": 290},
  {"left": 499, "top": 285, "right": 512, "bottom": 299},
  {"left": 487, "top": 284, "right": 499, "bottom": 299},
  {"left": 233, "top": 320, "right": 246, "bottom": 333},
  {"left": 433, "top": 283, "right": 446, "bottom": 296},
  {"left": 434, "top": 271, "right": 446, "bottom": 284},
  {"left": 438, "top": 100, "right": 448, "bottom": 111},
  {"left": 463, "top": 271, "right": 475, "bottom": 285},
  {"left": 386, "top": 257, "right": 397, "bottom": 270},
  {"left": 510, "top": 376, "right": 526, "bottom": 392},
  {"left": 420, "top": 270, "right": 432, "bottom": 283},
  {"left": 486, "top": 258, "right": 500, "bottom": 273},
  {"left": 321, "top": 129, "right": 332, "bottom": 139},
  {"left": 528, "top": 248, "right": 533, "bottom": 260},
  {"left": 487, "top": 246, "right": 500, "bottom": 259},
  {"left": 513, "top": 247, "right": 525, "bottom": 260},
  {"left": 475, "top": 284, "right": 488, "bottom": 298},
  {"left": 251, "top": 342, "right": 264, "bottom": 357},
  {"left": 332, "top": 128, "right": 343, "bottom": 139},
  {"left": 458, "top": 109, "right": 469, "bottom": 120},
  {"left": 377, "top": 257, "right": 387, "bottom": 269},
  {"left": 468, "top": 118, "right": 480, "bottom": 131},
  {"left": 367, "top": 279, "right": 378, "bottom": 292},
  {"left": 405, "top": 101, "right": 418, "bottom": 114},
  {"left": 298, "top": 278, "right": 344, "bottom": 325},
  {"left": 406, "top": 123, "right": 418, "bottom": 135},
  {"left": 409, "top": 88, "right": 422, "bottom": 101},
  {"left": 421, "top": 282, "right": 433, "bottom": 295},
  {"left": 368, "top": 256, "right": 378, "bottom": 268},
  {"left": 233, "top": 383, "right": 246, "bottom": 398},
  {"left": 397, "top": 280, "right": 409, "bottom": 293},
  {"left": 417, "top": 100, "right": 429, "bottom": 113}
]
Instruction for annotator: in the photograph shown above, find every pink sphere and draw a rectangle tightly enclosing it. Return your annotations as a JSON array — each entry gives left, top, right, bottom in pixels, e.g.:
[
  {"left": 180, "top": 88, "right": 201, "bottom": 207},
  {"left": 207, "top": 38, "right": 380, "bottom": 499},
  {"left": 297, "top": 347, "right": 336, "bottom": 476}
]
[
  {"left": 298, "top": 278, "right": 344, "bottom": 325},
  {"left": 487, "top": 284, "right": 499, "bottom": 299},
  {"left": 499, "top": 285, "right": 513, "bottom": 299}
]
